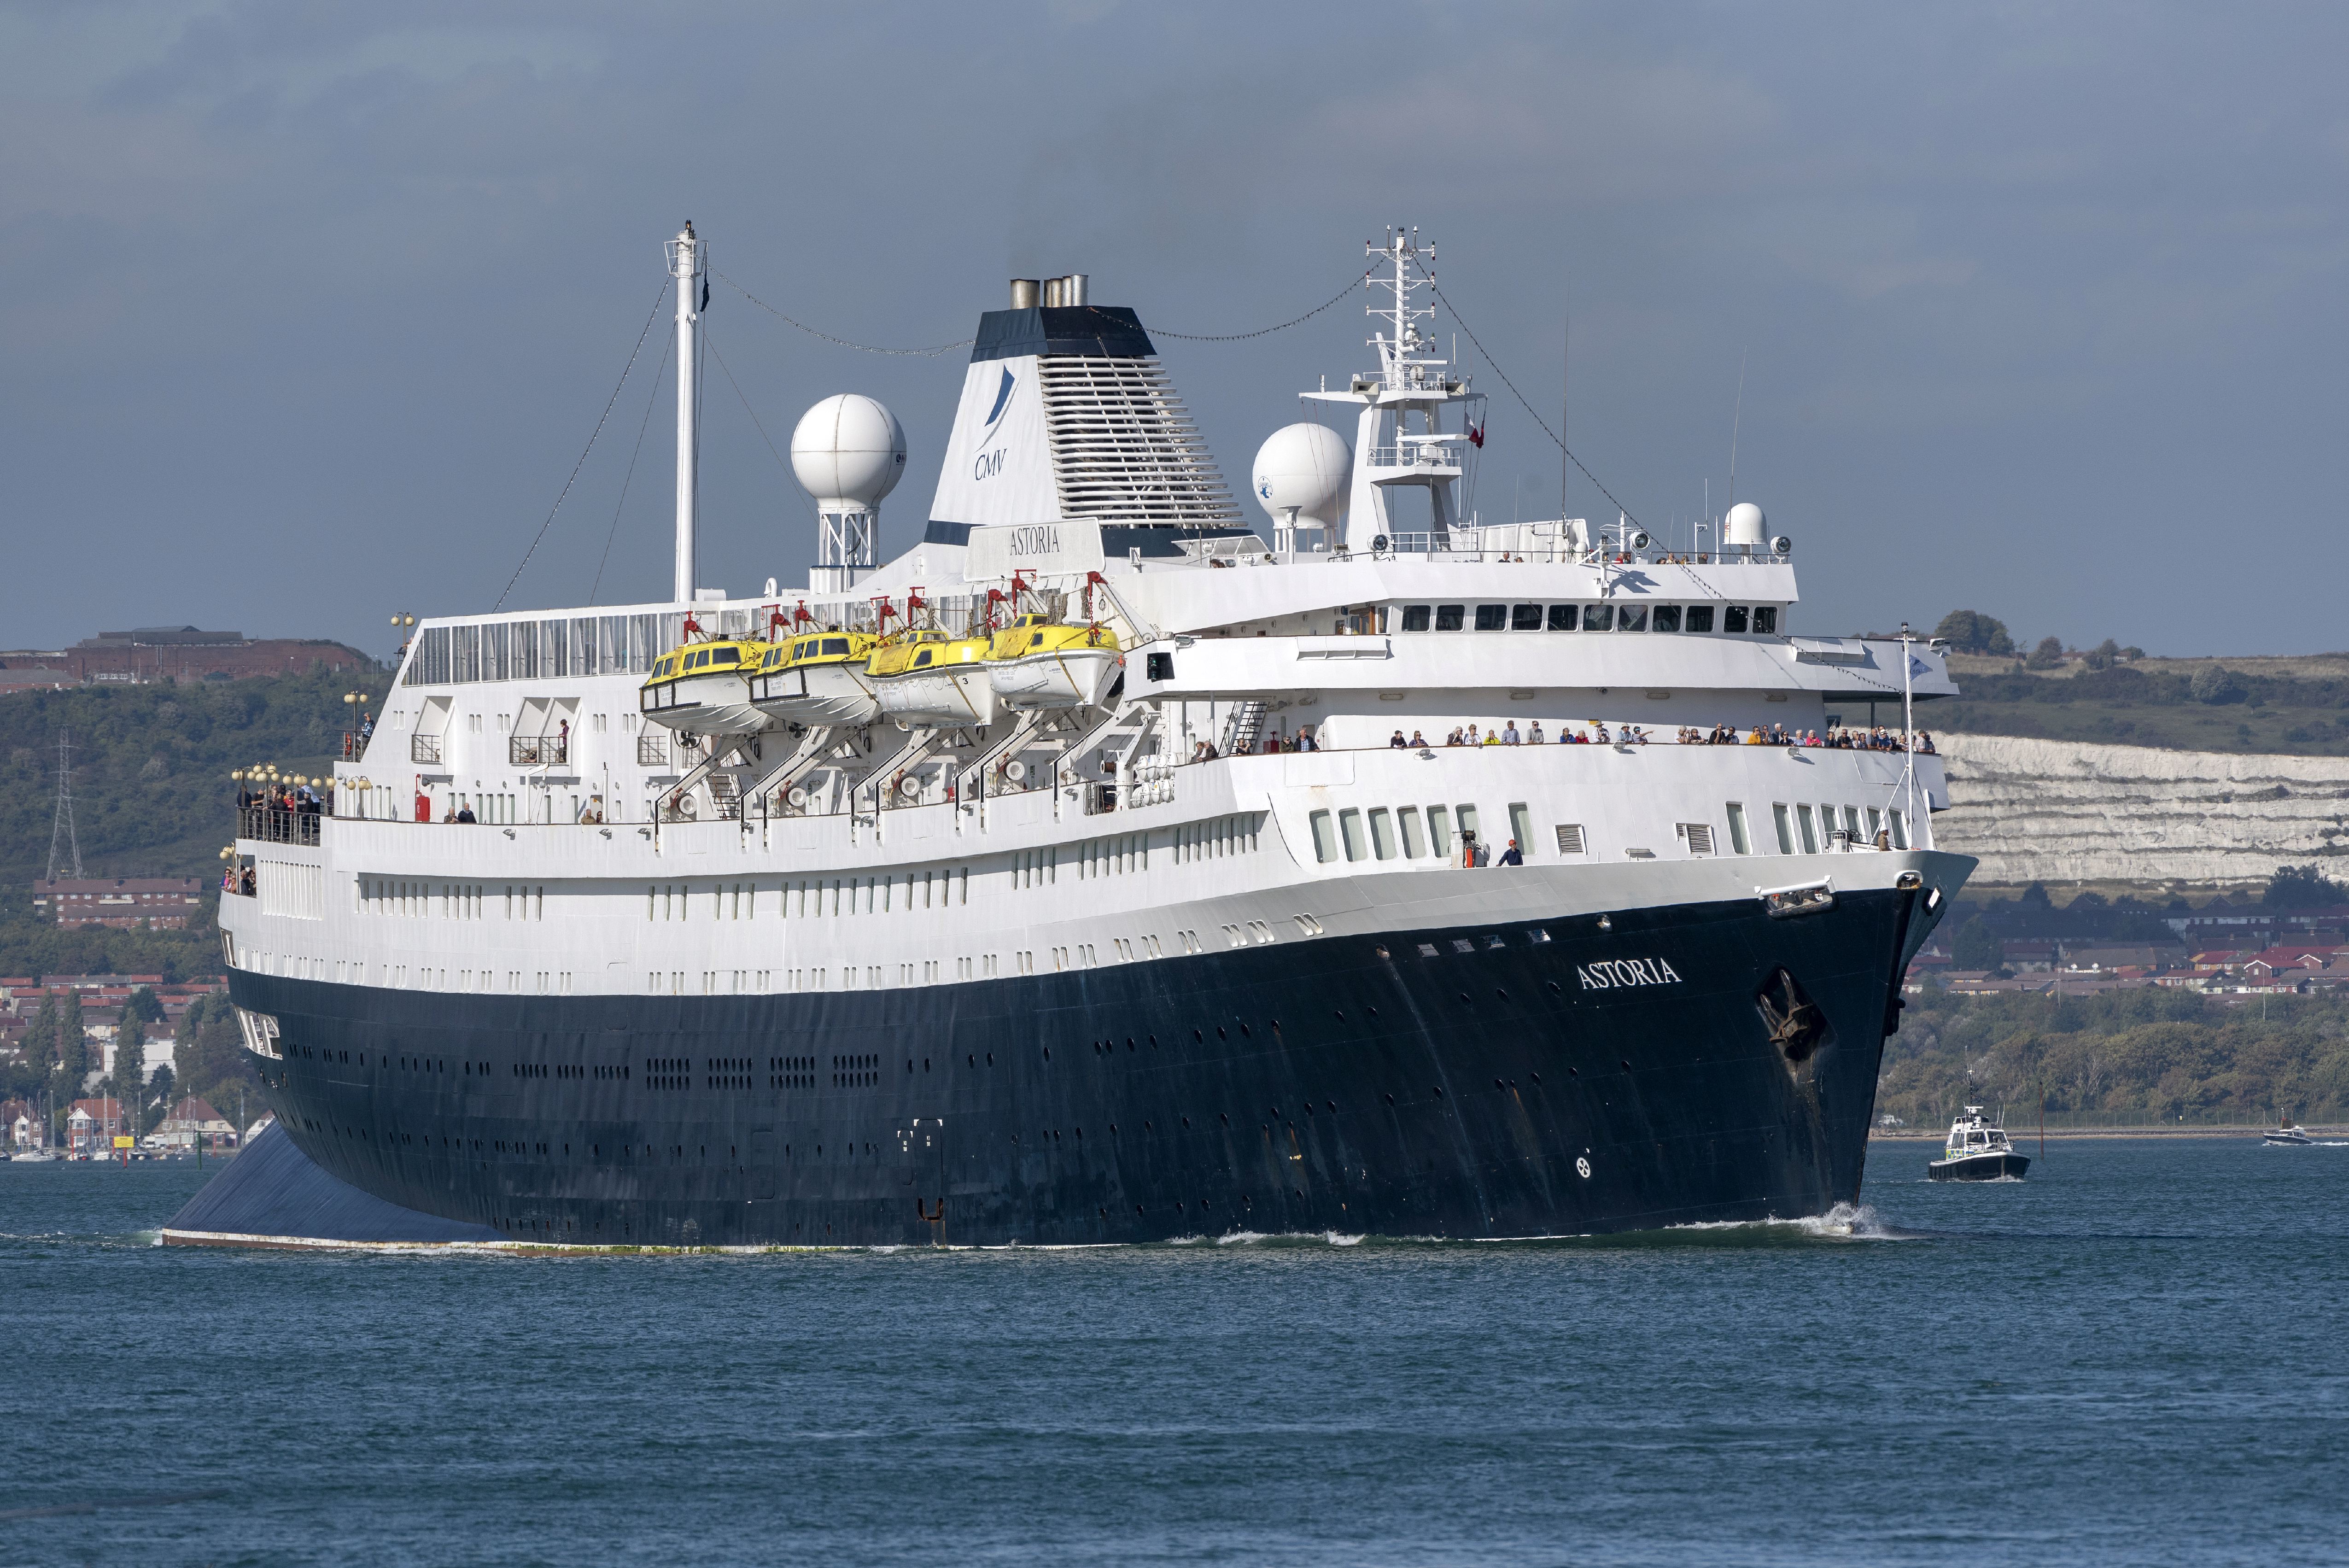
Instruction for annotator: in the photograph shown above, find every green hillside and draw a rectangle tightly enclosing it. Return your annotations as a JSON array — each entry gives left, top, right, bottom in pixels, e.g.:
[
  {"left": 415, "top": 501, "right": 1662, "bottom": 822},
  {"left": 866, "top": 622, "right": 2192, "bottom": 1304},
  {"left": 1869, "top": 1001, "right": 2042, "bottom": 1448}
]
[
  {"left": 0, "top": 667, "right": 390, "bottom": 912},
  {"left": 1910, "top": 612, "right": 2349, "bottom": 755}
]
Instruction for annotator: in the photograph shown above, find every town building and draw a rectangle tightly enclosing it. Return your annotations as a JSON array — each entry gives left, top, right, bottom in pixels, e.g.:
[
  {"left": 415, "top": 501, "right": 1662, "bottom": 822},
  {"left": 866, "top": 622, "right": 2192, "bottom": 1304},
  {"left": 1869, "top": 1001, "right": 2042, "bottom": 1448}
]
[
  {"left": 0, "top": 626, "right": 376, "bottom": 689},
  {"left": 29, "top": 878, "right": 204, "bottom": 928},
  {"left": 152, "top": 1096, "right": 236, "bottom": 1151},
  {"left": 65, "top": 1097, "right": 126, "bottom": 1156}
]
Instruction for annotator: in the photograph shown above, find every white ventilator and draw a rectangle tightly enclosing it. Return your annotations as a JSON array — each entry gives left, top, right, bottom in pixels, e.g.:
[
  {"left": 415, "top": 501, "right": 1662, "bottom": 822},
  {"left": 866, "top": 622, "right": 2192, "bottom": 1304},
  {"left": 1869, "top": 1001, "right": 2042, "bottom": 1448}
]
[{"left": 791, "top": 394, "right": 906, "bottom": 594}]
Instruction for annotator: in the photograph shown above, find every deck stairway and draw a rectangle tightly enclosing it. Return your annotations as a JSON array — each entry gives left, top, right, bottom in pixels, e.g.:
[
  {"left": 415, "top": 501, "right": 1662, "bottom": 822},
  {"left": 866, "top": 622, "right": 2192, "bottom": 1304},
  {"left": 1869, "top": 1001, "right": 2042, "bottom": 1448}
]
[{"left": 1221, "top": 700, "right": 1267, "bottom": 757}]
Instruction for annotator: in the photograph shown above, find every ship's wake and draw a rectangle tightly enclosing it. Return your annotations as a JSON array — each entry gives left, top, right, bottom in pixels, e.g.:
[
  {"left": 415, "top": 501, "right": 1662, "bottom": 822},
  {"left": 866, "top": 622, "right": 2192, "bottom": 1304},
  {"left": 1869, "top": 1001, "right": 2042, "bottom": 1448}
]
[{"left": 1661, "top": 1202, "right": 1914, "bottom": 1243}]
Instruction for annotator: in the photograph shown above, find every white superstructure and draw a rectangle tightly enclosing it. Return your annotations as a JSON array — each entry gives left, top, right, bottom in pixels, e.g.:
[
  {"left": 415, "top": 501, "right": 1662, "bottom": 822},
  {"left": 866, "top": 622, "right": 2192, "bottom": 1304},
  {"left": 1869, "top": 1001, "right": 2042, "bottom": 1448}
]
[{"left": 222, "top": 227, "right": 1964, "bottom": 1006}]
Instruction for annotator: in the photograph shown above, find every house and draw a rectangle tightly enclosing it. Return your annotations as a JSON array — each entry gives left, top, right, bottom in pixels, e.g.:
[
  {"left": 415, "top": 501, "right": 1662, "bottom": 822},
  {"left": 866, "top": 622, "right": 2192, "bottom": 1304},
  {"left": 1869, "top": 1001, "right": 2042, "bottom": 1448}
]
[
  {"left": 152, "top": 1096, "right": 235, "bottom": 1150},
  {"left": 65, "top": 1097, "right": 126, "bottom": 1155},
  {"left": 2190, "top": 950, "right": 2249, "bottom": 976},
  {"left": 2064, "top": 946, "right": 2179, "bottom": 974},
  {"left": 2001, "top": 940, "right": 2059, "bottom": 973},
  {"left": 3, "top": 1097, "right": 40, "bottom": 1150},
  {"left": 30, "top": 879, "right": 204, "bottom": 929}
]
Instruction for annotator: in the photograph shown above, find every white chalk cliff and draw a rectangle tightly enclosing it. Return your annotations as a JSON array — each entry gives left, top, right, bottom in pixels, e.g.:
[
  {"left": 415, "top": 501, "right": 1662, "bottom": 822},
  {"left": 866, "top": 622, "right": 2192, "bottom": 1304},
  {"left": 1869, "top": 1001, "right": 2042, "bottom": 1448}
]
[{"left": 1933, "top": 734, "right": 2349, "bottom": 884}]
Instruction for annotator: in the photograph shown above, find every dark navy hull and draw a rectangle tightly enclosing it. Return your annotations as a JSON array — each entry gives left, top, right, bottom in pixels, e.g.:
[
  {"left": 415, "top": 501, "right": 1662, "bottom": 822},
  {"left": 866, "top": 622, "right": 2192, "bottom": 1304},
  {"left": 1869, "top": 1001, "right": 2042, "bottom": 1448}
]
[
  {"left": 230, "top": 884, "right": 1932, "bottom": 1246},
  {"left": 1927, "top": 1151, "right": 2030, "bottom": 1182}
]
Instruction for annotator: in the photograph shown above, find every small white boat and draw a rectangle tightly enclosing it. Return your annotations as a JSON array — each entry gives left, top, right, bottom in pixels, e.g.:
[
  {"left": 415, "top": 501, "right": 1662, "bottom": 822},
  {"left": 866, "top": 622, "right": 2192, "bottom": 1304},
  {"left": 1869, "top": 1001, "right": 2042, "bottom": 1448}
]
[
  {"left": 750, "top": 631, "right": 882, "bottom": 728},
  {"left": 1928, "top": 1106, "right": 2030, "bottom": 1181},
  {"left": 984, "top": 615, "right": 1122, "bottom": 711},
  {"left": 2264, "top": 1122, "right": 2315, "bottom": 1146},
  {"left": 9, "top": 1149, "right": 58, "bottom": 1163},
  {"left": 638, "top": 637, "right": 774, "bottom": 735},
  {"left": 869, "top": 632, "right": 999, "bottom": 726}
]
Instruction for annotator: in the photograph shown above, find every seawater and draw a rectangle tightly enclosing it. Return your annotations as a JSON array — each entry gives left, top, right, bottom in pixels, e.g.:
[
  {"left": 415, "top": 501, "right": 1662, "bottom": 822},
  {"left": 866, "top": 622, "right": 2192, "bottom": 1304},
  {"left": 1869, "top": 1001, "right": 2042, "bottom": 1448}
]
[{"left": 2, "top": 1139, "right": 2344, "bottom": 1566}]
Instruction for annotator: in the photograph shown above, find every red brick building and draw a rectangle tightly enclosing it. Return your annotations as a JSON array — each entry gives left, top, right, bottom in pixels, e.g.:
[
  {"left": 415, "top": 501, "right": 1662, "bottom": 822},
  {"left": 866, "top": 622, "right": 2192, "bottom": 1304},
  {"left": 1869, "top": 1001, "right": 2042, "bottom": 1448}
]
[
  {"left": 30, "top": 878, "right": 205, "bottom": 928},
  {"left": 0, "top": 625, "right": 375, "bottom": 689}
]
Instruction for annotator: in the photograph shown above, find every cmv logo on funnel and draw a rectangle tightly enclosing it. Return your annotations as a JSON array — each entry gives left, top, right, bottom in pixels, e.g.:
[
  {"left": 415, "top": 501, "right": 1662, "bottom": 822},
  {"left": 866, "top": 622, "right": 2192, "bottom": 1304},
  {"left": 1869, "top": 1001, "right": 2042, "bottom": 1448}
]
[{"left": 973, "top": 367, "right": 1014, "bottom": 481}]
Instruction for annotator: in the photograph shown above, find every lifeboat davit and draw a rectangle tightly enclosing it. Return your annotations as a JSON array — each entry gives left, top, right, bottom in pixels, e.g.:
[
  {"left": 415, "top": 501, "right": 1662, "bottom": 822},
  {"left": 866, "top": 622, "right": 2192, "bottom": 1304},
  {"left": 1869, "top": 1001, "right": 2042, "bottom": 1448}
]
[
  {"left": 748, "top": 631, "right": 881, "bottom": 728},
  {"left": 984, "top": 614, "right": 1122, "bottom": 711},
  {"left": 869, "top": 631, "right": 999, "bottom": 726},
  {"left": 638, "top": 638, "right": 774, "bottom": 735}
]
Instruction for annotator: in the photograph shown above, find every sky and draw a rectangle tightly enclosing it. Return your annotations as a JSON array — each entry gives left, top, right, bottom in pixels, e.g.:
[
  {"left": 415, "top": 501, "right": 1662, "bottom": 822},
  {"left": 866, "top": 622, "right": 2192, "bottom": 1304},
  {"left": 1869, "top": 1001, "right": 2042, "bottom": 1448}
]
[{"left": 4, "top": 0, "right": 2346, "bottom": 661}]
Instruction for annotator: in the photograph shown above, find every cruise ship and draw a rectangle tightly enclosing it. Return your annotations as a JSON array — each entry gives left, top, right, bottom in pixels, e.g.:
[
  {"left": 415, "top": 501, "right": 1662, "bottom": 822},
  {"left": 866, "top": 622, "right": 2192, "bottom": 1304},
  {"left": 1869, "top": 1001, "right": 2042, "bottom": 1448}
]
[{"left": 205, "top": 226, "right": 1969, "bottom": 1247}]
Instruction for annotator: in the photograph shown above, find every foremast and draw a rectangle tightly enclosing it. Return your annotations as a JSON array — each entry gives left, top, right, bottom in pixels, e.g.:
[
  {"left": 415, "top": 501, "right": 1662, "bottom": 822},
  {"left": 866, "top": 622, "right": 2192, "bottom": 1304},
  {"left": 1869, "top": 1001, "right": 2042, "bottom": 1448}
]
[{"left": 1303, "top": 227, "right": 1486, "bottom": 553}]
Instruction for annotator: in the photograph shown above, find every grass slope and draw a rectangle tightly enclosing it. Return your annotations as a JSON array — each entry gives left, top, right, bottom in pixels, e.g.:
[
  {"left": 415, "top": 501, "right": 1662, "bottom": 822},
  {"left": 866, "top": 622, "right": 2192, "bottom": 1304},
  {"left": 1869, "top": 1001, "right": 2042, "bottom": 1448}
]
[
  {"left": 1926, "top": 653, "right": 2349, "bottom": 756},
  {"left": 0, "top": 667, "right": 390, "bottom": 913}
]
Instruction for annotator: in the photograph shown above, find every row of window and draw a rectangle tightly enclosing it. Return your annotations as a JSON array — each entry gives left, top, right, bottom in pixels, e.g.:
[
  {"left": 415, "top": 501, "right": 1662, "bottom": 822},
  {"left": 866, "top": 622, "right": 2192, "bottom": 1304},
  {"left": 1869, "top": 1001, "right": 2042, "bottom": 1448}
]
[
  {"left": 648, "top": 870, "right": 974, "bottom": 921},
  {"left": 1310, "top": 801, "right": 1541, "bottom": 865},
  {"left": 1397, "top": 603, "right": 1780, "bottom": 635},
  {"left": 1309, "top": 798, "right": 1915, "bottom": 863},
  {"left": 358, "top": 881, "right": 542, "bottom": 920}
]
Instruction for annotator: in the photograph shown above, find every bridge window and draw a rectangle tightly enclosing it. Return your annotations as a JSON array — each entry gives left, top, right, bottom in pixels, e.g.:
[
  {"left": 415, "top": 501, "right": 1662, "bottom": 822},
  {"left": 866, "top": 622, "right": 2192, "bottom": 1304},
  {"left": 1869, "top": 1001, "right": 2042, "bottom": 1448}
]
[
  {"left": 1511, "top": 604, "right": 1543, "bottom": 631},
  {"left": 1724, "top": 606, "right": 1750, "bottom": 633},
  {"left": 1584, "top": 604, "right": 1614, "bottom": 632},
  {"left": 1616, "top": 606, "right": 1648, "bottom": 632},
  {"left": 1685, "top": 606, "right": 1715, "bottom": 633},
  {"left": 1752, "top": 608, "right": 1779, "bottom": 634},
  {"left": 1434, "top": 604, "right": 1465, "bottom": 631},
  {"left": 1474, "top": 605, "right": 1508, "bottom": 631},
  {"left": 1400, "top": 605, "right": 1431, "bottom": 632},
  {"left": 1547, "top": 605, "right": 1576, "bottom": 631},
  {"left": 1652, "top": 606, "right": 1681, "bottom": 633}
]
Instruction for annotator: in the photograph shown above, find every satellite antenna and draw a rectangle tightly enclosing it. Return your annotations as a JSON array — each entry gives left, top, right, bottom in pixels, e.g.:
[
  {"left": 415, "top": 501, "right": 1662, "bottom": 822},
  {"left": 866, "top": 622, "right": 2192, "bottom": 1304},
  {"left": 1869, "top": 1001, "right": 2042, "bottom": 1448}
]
[{"left": 47, "top": 731, "right": 82, "bottom": 881}]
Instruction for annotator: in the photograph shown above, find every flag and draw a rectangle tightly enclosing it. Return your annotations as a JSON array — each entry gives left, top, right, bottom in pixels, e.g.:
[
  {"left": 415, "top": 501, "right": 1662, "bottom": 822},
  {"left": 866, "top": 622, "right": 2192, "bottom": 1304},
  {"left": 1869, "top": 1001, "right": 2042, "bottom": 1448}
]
[
  {"left": 700, "top": 277, "right": 709, "bottom": 312},
  {"left": 1468, "top": 423, "right": 1484, "bottom": 449}
]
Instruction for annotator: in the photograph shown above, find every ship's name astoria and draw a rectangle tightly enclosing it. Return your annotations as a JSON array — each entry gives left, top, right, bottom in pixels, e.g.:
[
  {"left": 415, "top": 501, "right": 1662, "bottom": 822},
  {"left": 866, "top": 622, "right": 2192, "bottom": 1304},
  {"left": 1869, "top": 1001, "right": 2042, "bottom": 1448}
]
[{"left": 1577, "top": 958, "right": 1685, "bottom": 990}]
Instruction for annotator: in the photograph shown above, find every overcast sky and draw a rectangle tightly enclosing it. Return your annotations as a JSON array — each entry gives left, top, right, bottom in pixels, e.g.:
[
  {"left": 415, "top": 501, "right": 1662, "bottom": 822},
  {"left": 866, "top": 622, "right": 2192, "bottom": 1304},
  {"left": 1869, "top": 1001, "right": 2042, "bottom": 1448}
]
[{"left": 5, "top": 1, "right": 2344, "bottom": 660}]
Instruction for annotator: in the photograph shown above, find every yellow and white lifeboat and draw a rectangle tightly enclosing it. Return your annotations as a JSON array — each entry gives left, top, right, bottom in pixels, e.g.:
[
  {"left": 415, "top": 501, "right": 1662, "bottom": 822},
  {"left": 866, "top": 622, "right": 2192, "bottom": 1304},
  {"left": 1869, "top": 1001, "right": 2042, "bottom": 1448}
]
[
  {"left": 748, "top": 630, "right": 881, "bottom": 728},
  {"left": 638, "top": 638, "right": 774, "bottom": 735},
  {"left": 983, "top": 614, "right": 1122, "bottom": 710},
  {"left": 869, "top": 630, "right": 999, "bottom": 726}
]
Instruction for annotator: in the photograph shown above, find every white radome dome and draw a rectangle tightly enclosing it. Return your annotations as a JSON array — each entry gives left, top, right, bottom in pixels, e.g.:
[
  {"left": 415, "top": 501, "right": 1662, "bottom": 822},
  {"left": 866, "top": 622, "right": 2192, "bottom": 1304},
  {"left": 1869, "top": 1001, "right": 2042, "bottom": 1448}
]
[
  {"left": 789, "top": 394, "right": 906, "bottom": 511},
  {"left": 1251, "top": 423, "right": 1351, "bottom": 527},
  {"left": 1724, "top": 501, "right": 1767, "bottom": 549}
]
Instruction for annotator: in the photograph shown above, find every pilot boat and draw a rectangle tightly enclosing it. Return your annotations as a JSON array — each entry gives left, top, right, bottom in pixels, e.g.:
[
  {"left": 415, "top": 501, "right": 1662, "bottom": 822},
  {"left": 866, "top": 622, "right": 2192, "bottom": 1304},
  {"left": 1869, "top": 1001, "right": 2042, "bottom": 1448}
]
[
  {"left": 869, "top": 629, "right": 999, "bottom": 726},
  {"left": 1928, "top": 1106, "right": 2030, "bottom": 1181},
  {"left": 984, "top": 613, "right": 1122, "bottom": 710},
  {"left": 748, "top": 628, "right": 881, "bottom": 726},
  {"left": 637, "top": 635, "right": 772, "bottom": 735}
]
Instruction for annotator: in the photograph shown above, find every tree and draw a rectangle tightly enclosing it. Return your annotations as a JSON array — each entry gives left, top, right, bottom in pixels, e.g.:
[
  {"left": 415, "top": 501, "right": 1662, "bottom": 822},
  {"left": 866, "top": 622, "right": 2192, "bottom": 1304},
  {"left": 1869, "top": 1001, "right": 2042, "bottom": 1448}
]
[
  {"left": 48, "top": 991, "right": 88, "bottom": 1099},
  {"left": 1934, "top": 610, "right": 2015, "bottom": 656},
  {"left": 123, "top": 985, "right": 165, "bottom": 1026},
  {"left": 1954, "top": 916, "right": 2004, "bottom": 971},
  {"left": 2190, "top": 664, "right": 2246, "bottom": 705},
  {"left": 174, "top": 993, "right": 255, "bottom": 1109},
  {"left": 2027, "top": 635, "right": 2067, "bottom": 669},
  {"left": 143, "top": 1064, "right": 174, "bottom": 1133},
  {"left": 110, "top": 1012, "right": 148, "bottom": 1111},
  {"left": 2082, "top": 638, "right": 2121, "bottom": 671},
  {"left": 2264, "top": 865, "right": 2348, "bottom": 909}
]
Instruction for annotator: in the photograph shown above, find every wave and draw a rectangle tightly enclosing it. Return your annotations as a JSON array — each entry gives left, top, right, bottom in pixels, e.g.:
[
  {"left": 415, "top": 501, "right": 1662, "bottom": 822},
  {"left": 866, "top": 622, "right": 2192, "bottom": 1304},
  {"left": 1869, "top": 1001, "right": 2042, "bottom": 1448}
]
[{"left": 1665, "top": 1202, "right": 1914, "bottom": 1241}]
